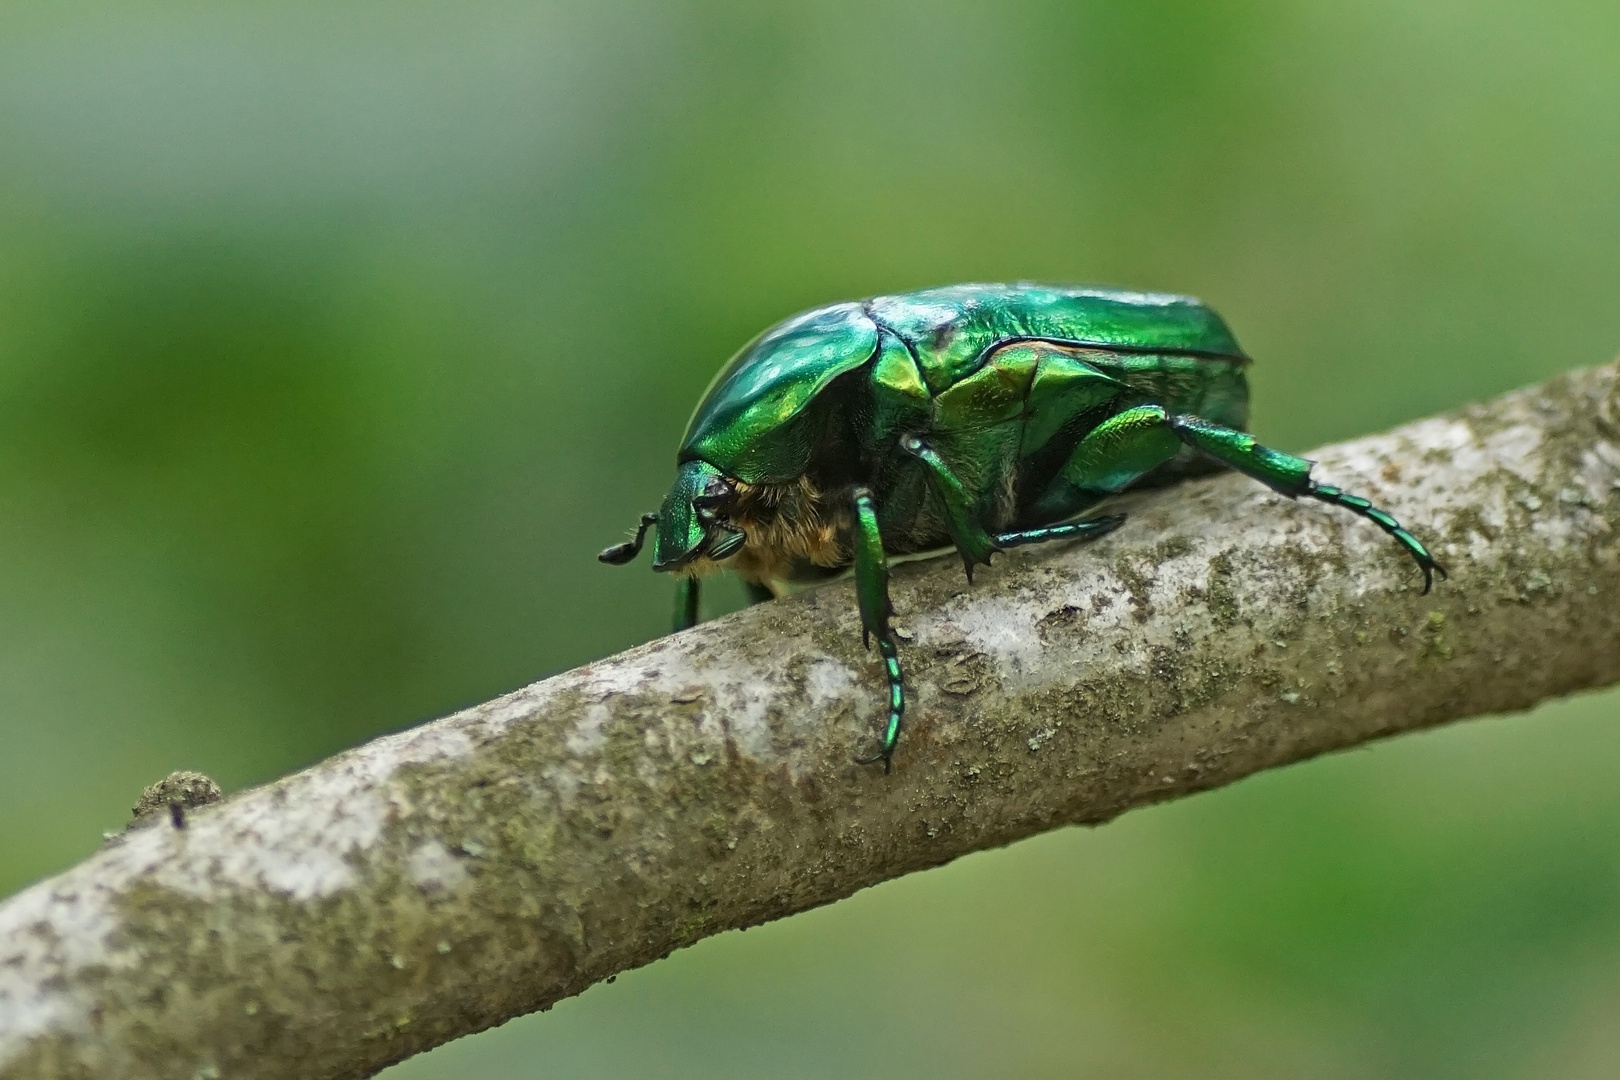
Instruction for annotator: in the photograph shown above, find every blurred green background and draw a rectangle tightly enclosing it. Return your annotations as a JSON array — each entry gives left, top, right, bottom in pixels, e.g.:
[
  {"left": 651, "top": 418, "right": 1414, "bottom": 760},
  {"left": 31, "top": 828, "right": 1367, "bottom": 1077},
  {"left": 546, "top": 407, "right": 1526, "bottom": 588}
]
[{"left": 1, "top": 1, "right": 1618, "bottom": 1076}]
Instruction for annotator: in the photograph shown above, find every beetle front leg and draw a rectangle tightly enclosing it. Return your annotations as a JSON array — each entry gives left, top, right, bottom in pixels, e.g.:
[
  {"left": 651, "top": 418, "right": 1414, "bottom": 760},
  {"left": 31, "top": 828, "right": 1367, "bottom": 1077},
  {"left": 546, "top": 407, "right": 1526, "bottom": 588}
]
[
  {"left": 1167, "top": 415, "right": 1449, "bottom": 593},
  {"left": 898, "top": 433, "right": 1000, "bottom": 580},
  {"left": 673, "top": 575, "right": 700, "bottom": 631},
  {"left": 848, "top": 486, "right": 905, "bottom": 773}
]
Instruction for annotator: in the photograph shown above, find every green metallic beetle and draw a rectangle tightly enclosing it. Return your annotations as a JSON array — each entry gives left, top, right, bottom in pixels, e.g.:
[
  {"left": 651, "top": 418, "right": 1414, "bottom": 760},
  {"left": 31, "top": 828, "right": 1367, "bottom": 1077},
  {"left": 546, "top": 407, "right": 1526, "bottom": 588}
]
[{"left": 601, "top": 283, "right": 1445, "bottom": 771}]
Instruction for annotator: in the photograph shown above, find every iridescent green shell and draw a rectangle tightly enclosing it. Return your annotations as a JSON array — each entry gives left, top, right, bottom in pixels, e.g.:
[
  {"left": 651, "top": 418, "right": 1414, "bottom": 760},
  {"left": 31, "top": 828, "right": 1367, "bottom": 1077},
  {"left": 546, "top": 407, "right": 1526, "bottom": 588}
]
[
  {"left": 680, "top": 303, "right": 876, "bottom": 484},
  {"left": 679, "top": 283, "right": 1247, "bottom": 485}
]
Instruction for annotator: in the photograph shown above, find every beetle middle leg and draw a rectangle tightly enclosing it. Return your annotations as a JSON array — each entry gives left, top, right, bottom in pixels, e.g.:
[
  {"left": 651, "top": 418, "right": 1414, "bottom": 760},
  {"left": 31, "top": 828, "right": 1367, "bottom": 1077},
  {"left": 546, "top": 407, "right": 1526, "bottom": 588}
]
[
  {"left": 901, "top": 432, "right": 1128, "bottom": 570},
  {"left": 898, "top": 433, "right": 1001, "bottom": 580},
  {"left": 848, "top": 485, "right": 905, "bottom": 773},
  {"left": 995, "top": 515, "right": 1127, "bottom": 550}
]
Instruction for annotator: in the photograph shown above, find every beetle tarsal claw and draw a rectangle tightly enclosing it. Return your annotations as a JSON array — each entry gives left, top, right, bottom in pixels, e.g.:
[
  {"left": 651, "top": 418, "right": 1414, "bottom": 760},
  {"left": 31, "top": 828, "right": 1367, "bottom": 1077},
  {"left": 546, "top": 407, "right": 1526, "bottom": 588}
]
[{"left": 853, "top": 750, "right": 893, "bottom": 775}]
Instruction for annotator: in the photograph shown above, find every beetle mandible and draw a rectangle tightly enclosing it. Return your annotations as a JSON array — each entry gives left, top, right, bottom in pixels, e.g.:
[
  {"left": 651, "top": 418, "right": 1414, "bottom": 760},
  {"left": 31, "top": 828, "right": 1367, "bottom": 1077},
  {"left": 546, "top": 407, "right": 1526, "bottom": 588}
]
[{"left": 600, "top": 283, "right": 1446, "bottom": 772}]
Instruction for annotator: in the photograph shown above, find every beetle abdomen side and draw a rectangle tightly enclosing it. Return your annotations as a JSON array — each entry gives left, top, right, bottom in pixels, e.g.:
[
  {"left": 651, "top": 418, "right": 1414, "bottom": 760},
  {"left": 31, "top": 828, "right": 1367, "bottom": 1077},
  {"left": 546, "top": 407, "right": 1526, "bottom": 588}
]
[{"left": 1084, "top": 351, "right": 1251, "bottom": 432}]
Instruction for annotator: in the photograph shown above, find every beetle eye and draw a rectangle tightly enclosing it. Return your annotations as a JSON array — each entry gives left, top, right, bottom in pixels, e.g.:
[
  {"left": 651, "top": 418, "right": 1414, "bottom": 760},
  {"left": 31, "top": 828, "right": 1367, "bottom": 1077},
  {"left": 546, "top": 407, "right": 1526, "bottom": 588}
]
[{"left": 692, "top": 474, "right": 736, "bottom": 510}]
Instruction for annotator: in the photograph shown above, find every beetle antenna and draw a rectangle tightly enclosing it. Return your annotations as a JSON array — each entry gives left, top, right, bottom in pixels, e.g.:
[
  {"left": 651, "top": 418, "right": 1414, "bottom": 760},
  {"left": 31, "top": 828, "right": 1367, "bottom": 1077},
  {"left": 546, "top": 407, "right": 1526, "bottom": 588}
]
[{"left": 599, "top": 513, "right": 658, "bottom": 565}]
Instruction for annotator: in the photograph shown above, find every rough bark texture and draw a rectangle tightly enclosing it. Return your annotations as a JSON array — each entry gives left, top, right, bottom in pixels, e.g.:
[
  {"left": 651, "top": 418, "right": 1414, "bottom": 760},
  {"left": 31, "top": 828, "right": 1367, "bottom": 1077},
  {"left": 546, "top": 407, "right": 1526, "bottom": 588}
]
[{"left": 3, "top": 362, "right": 1619, "bottom": 1080}]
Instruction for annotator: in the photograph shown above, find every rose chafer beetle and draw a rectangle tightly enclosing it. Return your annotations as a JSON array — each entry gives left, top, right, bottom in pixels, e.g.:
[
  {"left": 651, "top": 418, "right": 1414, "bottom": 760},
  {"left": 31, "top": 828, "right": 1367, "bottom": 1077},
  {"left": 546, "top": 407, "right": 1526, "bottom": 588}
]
[{"left": 601, "top": 283, "right": 1445, "bottom": 771}]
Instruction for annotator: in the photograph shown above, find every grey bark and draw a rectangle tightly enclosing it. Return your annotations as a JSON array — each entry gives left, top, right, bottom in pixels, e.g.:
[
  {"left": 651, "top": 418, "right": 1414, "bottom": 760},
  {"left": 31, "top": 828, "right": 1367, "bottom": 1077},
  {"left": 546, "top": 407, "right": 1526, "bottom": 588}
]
[{"left": 3, "top": 361, "right": 1619, "bottom": 1080}]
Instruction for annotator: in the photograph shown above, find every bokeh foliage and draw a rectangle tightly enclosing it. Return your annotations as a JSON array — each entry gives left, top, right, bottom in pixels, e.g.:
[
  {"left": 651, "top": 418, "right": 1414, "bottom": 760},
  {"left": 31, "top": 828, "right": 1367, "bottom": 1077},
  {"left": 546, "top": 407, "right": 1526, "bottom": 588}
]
[{"left": 0, "top": 1, "right": 1616, "bottom": 1076}]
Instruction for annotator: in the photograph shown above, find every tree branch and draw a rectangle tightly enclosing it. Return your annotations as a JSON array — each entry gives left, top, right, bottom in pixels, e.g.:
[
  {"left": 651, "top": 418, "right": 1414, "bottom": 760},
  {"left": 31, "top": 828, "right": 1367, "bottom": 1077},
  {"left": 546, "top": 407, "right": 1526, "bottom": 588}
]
[{"left": 3, "top": 361, "right": 1619, "bottom": 1080}]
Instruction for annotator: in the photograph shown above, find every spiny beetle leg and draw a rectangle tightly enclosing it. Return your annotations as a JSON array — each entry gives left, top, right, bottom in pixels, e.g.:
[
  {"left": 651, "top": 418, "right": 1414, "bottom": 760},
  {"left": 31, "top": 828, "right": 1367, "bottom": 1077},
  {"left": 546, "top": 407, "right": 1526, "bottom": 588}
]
[
  {"left": 898, "top": 433, "right": 1000, "bottom": 581},
  {"left": 1308, "top": 484, "right": 1449, "bottom": 594},
  {"left": 1166, "top": 414, "right": 1448, "bottom": 594},
  {"left": 849, "top": 485, "right": 904, "bottom": 773},
  {"left": 673, "top": 575, "right": 701, "bottom": 632},
  {"left": 599, "top": 512, "right": 658, "bottom": 564},
  {"left": 851, "top": 640, "right": 905, "bottom": 775},
  {"left": 995, "top": 514, "right": 1127, "bottom": 551}
]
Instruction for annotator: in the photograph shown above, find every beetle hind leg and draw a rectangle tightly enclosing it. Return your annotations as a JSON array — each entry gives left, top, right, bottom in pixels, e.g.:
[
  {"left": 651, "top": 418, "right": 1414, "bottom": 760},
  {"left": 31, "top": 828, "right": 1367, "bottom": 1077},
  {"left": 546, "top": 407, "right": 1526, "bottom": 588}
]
[
  {"left": 1306, "top": 484, "right": 1448, "bottom": 593},
  {"left": 1165, "top": 414, "right": 1448, "bottom": 593}
]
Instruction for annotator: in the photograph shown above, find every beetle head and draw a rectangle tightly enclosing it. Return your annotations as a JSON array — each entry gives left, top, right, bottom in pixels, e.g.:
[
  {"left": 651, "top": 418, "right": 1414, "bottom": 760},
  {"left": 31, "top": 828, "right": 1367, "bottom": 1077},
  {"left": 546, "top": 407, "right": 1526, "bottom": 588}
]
[{"left": 647, "top": 459, "right": 746, "bottom": 572}]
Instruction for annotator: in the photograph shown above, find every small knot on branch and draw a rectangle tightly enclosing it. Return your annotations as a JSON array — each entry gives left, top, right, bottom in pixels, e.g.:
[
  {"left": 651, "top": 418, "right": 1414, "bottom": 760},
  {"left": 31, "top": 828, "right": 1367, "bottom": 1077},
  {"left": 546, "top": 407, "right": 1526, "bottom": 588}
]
[{"left": 127, "top": 770, "right": 223, "bottom": 831}]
